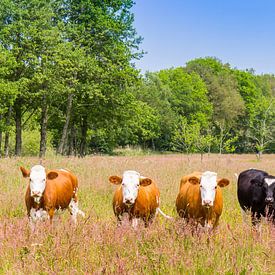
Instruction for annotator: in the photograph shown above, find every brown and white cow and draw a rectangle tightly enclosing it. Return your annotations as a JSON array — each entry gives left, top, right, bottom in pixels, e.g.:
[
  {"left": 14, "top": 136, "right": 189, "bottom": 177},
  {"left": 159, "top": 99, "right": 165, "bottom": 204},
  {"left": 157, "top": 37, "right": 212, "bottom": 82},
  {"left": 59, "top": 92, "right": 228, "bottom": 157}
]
[
  {"left": 20, "top": 165, "right": 84, "bottom": 227},
  {"left": 176, "top": 171, "right": 230, "bottom": 229},
  {"left": 109, "top": 170, "right": 171, "bottom": 228}
]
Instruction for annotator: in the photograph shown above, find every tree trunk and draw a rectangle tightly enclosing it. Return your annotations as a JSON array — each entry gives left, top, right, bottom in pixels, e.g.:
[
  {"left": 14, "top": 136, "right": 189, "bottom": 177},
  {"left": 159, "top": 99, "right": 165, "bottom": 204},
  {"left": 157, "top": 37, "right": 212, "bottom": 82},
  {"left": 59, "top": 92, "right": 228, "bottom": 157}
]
[
  {"left": 39, "top": 94, "right": 48, "bottom": 158},
  {"left": 79, "top": 115, "right": 88, "bottom": 157},
  {"left": 14, "top": 98, "right": 22, "bottom": 156},
  {"left": 4, "top": 106, "right": 12, "bottom": 157},
  {"left": 219, "top": 127, "right": 224, "bottom": 154},
  {"left": 68, "top": 123, "right": 77, "bottom": 156},
  {"left": 57, "top": 93, "right": 73, "bottom": 155}
]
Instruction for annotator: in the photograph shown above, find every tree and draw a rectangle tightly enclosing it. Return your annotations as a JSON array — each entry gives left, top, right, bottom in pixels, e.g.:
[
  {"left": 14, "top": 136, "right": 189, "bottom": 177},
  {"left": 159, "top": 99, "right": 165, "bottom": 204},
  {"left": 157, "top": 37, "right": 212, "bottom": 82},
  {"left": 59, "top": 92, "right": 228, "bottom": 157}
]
[{"left": 186, "top": 57, "right": 245, "bottom": 153}]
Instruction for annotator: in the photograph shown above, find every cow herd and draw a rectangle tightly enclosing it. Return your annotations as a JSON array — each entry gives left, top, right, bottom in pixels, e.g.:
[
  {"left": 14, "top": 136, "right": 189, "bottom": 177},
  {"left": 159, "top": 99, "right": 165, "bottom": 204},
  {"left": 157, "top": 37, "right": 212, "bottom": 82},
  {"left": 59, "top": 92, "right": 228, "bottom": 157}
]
[{"left": 19, "top": 165, "right": 275, "bottom": 230}]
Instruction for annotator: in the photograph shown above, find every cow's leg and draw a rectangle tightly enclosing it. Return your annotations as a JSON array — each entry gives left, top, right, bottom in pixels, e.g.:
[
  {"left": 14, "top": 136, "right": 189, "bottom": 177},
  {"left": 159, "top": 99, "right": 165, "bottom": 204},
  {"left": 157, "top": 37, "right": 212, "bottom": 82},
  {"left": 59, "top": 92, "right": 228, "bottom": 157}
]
[
  {"left": 210, "top": 218, "right": 219, "bottom": 231},
  {"left": 251, "top": 212, "right": 263, "bottom": 233},
  {"left": 116, "top": 215, "right": 123, "bottom": 226},
  {"left": 132, "top": 218, "right": 139, "bottom": 229},
  {"left": 241, "top": 209, "right": 249, "bottom": 224},
  {"left": 143, "top": 212, "right": 155, "bottom": 227},
  {"left": 69, "top": 198, "right": 85, "bottom": 224},
  {"left": 28, "top": 209, "right": 37, "bottom": 232},
  {"left": 48, "top": 208, "right": 55, "bottom": 225}
]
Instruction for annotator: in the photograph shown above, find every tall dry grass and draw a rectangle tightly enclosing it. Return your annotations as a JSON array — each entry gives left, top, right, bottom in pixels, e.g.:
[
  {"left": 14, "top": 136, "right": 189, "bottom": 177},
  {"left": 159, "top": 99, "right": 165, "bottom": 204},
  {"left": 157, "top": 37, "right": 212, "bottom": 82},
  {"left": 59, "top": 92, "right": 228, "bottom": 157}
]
[{"left": 0, "top": 154, "right": 274, "bottom": 274}]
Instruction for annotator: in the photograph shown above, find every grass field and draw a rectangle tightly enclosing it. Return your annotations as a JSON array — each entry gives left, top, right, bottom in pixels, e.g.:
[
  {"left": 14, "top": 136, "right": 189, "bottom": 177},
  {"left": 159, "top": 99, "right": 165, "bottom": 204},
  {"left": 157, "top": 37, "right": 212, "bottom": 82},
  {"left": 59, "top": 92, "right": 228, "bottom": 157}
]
[{"left": 0, "top": 154, "right": 274, "bottom": 274}]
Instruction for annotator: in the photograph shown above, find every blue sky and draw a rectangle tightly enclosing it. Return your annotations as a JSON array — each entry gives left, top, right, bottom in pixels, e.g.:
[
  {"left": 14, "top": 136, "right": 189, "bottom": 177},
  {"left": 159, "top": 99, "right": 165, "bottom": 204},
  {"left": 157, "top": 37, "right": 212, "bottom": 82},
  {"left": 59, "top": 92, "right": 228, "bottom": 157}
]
[{"left": 132, "top": 0, "right": 275, "bottom": 75}]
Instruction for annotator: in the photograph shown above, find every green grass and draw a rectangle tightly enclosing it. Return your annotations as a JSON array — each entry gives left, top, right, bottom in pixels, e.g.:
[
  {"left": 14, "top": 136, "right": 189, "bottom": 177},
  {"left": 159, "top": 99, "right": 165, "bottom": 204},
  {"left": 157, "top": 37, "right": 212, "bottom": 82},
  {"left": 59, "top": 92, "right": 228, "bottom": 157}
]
[{"left": 0, "top": 154, "right": 274, "bottom": 274}]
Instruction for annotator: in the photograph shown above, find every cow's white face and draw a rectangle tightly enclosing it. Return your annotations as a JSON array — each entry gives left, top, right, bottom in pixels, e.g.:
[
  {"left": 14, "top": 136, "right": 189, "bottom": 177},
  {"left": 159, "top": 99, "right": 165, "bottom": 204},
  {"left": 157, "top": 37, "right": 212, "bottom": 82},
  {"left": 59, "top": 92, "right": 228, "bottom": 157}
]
[
  {"left": 121, "top": 171, "right": 141, "bottom": 205},
  {"left": 109, "top": 170, "right": 152, "bottom": 206},
  {"left": 264, "top": 177, "right": 275, "bottom": 204},
  {"left": 29, "top": 165, "right": 46, "bottom": 202},
  {"left": 200, "top": 171, "right": 218, "bottom": 207}
]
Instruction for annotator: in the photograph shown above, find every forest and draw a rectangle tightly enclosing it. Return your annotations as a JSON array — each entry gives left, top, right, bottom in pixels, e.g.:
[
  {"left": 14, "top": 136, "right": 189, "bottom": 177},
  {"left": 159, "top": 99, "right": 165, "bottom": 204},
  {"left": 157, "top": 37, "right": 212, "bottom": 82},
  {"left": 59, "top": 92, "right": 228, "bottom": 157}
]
[{"left": 0, "top": 0, "right": 274, "bottom": 157}]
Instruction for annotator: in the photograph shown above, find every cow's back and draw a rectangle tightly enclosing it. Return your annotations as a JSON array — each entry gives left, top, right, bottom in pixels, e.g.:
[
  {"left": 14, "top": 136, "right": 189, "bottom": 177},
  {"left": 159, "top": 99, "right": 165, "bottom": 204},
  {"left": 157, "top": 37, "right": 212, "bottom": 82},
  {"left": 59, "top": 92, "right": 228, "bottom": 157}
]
[
  {"left": 176, "top": 172, "right": 201, "bottom": 217},
  {"left": 134, "top": 181, "right": 160, "bottom": 215},
  {"left": 237, "top": 169, "right": 268, "bottom": 210},
  {"left": 44, "top": 170, "right": 77, "bottom": 209},
  {"left": 113, "top": 187, "right": 124, "bottom": 215},
  {"left": 112, "top": 181, "right": 160, "bottom": 218},
  {"left": 176, "top": 181, "right": 201, "bottom": 217},
  {"left": 176, "top": 173, "right": 224, "bottom": 224}
]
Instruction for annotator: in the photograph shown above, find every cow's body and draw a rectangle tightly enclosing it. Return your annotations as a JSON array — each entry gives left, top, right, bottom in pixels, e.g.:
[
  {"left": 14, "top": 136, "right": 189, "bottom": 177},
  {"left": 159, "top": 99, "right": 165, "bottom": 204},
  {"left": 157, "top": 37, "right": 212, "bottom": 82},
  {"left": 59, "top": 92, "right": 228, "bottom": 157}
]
[
  {"left": 237, "top": 169, "right": 275, "bottom": 224},
  {"left": 113, "top": 181, "right": 160, "bottom": 226},
  {"left": 21, "top": 165, "right": 84, "bottom": 226},
  {"left": 176, "top": 171, "right": 230, "bottom": 228},
  {"left": 109, "top": 171, "right": 166, "bottom": 227}
]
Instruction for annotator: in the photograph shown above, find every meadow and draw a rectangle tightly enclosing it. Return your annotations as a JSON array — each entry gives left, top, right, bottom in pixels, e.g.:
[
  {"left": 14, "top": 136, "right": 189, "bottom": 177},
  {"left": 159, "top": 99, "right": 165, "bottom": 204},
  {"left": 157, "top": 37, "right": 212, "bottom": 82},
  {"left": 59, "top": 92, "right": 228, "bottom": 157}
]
[{"left": 0, "top": 154, "right": 274, "bottom": 274}]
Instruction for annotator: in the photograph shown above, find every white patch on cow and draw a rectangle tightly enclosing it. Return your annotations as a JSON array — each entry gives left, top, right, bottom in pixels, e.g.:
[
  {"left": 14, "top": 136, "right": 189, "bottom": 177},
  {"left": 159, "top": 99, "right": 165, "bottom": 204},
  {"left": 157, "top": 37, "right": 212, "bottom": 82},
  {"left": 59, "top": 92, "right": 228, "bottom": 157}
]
[
  {"left": 30, "top": 208, "right": 49, "bottom": 223},
  {"left": 29, "top": 165, "right": 46, "bottom": 201},
  {"left": 121, "top": 170, "right": 141, "bottom": 205},
  {"left": 265, "top": 178, "right": 275, "bottom": 186},
  {"left": 200, "top": 171, "right": 218, "bottom": 206},
  {"left": 156, "top": 195, "right": 160, "bottom": 205},
  {"left": 59, "top": 168, "right": 69, "bottom": 173},
  {"left": 69, "top": 199, "right": 85, "bottom": 224}
]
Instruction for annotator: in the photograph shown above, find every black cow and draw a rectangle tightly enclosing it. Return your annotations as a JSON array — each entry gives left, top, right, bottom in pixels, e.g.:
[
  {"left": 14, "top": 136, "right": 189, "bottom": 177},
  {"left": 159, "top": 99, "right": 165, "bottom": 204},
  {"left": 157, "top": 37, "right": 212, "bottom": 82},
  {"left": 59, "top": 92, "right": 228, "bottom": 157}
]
[{"left": 237, "top": 169, "right": 275, "bottom": 225}]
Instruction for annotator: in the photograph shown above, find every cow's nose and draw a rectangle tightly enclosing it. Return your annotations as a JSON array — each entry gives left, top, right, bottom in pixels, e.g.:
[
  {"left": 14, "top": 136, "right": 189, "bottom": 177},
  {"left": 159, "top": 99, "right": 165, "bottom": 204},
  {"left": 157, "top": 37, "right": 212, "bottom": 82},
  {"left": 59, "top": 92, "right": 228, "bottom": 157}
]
[
  {"left": 203, "top": 200, "right": 212, "bottom": 206},
  {"left": 124, "top": 198, "right": 133, "bottom": 205},
  {"left": 31, "top": 191, "right": 41, "bottom": 197},
  {"left": 265, "top": 197, "right": 274, "bottom": 204}
]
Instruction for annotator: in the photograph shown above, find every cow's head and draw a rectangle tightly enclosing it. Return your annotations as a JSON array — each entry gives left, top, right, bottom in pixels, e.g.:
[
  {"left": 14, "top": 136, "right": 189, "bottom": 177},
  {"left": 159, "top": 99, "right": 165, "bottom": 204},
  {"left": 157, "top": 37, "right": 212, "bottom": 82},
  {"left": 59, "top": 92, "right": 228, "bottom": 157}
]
[
  {"left": 189, "top": 171, "right": 230, "bottom": 207},
  {"left": 251, "top": 176, "right": 275, "bottom": 206},
  {"left": 20, "top": 165, "right": 58, "bottom": 203},
  {"left": 109, "top": 170, "right": 152, "bottom": 205}
]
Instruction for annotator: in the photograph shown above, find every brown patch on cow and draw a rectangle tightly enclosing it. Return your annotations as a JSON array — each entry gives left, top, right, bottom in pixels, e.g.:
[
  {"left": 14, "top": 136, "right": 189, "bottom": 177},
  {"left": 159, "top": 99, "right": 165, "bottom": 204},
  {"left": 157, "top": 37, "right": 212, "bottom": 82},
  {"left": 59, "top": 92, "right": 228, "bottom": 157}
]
[
  {"left": 20, "top": 166, "right": 30, "bottom": 178},
  {"left": 109, "top": 176, "right": 122, "bottom": 185},
  {"left": 176, "top": 172, "right": 230, "bottom": 228}
]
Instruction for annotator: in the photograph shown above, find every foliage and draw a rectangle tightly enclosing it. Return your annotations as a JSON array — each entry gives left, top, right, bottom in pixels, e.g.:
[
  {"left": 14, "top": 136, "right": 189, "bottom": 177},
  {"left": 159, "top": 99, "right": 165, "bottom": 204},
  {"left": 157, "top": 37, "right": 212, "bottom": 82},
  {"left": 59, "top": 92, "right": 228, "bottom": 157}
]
[{"left": 0, "top": 2, "right": 274, "bottom": 155}]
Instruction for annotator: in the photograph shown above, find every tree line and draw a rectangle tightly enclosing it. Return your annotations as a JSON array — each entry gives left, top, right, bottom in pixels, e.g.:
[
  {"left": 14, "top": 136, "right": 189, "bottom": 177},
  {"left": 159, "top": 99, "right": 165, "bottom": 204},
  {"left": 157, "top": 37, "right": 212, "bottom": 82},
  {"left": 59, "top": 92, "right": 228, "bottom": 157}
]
[{"left": 0, "top": 0, "right": 274, "bottom": 157}]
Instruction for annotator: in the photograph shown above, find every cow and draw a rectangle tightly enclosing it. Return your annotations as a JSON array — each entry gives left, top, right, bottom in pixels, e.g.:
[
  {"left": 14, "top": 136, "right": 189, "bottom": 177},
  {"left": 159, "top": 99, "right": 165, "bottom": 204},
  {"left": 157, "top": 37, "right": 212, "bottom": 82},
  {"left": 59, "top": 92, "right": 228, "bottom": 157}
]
[
  {"left": 20, "top": 165, "right": 85, "bottom": 228},
  {"left": 176, "top": 171, "right": 230, "bottom": 229},
  {"left": 109, "top": 170, "right": 172, "bottom": 228},
  {"left": 237, "top": 168, "right": 275, "bottom": 225}
]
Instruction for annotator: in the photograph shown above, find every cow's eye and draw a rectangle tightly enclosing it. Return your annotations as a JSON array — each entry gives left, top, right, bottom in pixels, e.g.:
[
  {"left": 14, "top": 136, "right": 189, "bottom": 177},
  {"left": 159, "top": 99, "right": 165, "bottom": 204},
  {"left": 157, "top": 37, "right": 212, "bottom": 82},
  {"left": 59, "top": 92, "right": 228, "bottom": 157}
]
[{"left": 215, "top": 186, "right": 217, "bottom": 189}]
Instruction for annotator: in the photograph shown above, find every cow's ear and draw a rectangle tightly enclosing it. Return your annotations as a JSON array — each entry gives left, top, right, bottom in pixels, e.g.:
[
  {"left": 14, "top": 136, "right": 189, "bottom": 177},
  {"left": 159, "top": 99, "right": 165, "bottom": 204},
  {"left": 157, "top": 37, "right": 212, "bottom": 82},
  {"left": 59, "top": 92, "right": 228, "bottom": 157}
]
[
  {"left": 20, "top": 166, "right": 30, "bottom": 178},
  {"left": 47, "top": 171, "right": 58, "bottom": 180},
  {"left": 189, "top": 176, "right": 200, "bottom": 185},
  {"left": 251, "top": 179, "right": 263, "bottom": 186},
  {"left": 218, "top": 178, "right": 230, "bottom": 187},
  {"left": 140, "top": 177, "right": 152, "bottom": 186},
  {"left": 109, "top": 176, "right": 122, "bottom": 185}
]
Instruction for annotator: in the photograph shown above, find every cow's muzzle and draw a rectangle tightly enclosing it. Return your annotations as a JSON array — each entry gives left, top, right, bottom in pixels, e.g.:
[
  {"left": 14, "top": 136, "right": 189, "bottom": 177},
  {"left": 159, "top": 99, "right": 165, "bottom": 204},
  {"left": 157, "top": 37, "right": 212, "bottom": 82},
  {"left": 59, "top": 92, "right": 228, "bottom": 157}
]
[
  {"left": 202, "top": 200, "right": 213, "bottom": 208},
  {"left": 31, "top": 191, "right": 42, "bottom": 197},
  {"left": 265, "top": 197, "right": 274, "bottom": 204},
  {"left": 123, "top": 198, "right": 134, "bottom": 206}
]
